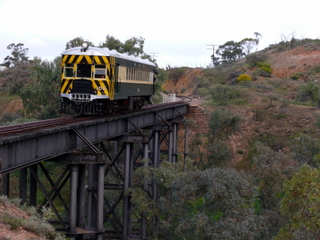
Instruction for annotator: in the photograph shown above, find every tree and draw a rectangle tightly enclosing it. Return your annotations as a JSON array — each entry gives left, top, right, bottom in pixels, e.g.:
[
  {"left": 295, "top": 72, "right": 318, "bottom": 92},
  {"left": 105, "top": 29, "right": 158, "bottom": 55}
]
[
  {"left": 19, "top": 57, "right": 61, "bottom": 119},
  {"left": 215, "top": 40, "right": 244, "bottom": 63},
  {"left": 240, "top": 38, "right": 258, "bottom": 55},
  {"left": 0, "top": 62, "right": 32, "bottom": 95},
  {"left": 3, "top": 43, "right": 29, "bottom": 68},
  {"left": 66, "top": 37, "right": 94, "bottom": 49},
  {"left": 132, "top": 163, "right": 268, "bottom": 239},
  {"left": 99, "top": 35, "right": 152, "bottom": 60},
  {"left": 208, "top": 108, "right": 240, "bottom": 140},
  {"left": 275, "top": 165, "right": 320, "bottom": 239},
  {"left": 99, "top": 34, "right": 123, "bottom": 51},
  {"left": 122, "top": 36, "right": 145, "bottom": 56}
]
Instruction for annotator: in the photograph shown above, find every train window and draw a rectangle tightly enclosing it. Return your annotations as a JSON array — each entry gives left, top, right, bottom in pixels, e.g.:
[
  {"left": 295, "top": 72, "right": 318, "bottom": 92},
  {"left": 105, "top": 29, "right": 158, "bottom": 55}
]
[
  {"left": 65, "top": 64, "right": 73, "bottom": 77},
  {"left": 77, "top": 64, "right": 91, "bottom": 78},
  {"left": 95, "top": 65, "right": 107, "bottom": 78}
]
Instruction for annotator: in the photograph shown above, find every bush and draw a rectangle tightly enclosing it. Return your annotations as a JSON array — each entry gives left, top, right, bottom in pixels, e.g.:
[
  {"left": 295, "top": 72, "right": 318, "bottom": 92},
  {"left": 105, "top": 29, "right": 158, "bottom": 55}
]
[
  {"left": 210, "top": 84, "right": 240, "bottom": 105},
  {"left": 245, "top": 53, "right": 268, "bottom": 67},
  {"left": 252, "top": 68, "right": 272, "bottom": 78},
  {"left": 296, "top": 82, "right": 318, "bottom": 104},
  {"left": 208, "top": 108, "right": 241, "bottom": 140},
  {"left": 168, "top": 67, "right": 189, "bottom": 82},
  {"left": 195, "top": 76, "right": 211, "bottom": 88},
  {"left": 289, "top": 134, "right": 320, "bottom": 166},
  {"left": 237, "top": 73, "right": 252, "bottom": 82},
  {"left": 257, "top": 62, "right": 272, "bottom": 74},
  {"left": 196, "top": 87, "right": 210, "bottom": 97}
]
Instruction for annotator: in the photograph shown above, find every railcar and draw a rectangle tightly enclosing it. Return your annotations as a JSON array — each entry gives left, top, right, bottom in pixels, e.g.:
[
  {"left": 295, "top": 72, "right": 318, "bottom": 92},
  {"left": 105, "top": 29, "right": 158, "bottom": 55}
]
[{"left": 60, "top": 42, "right": 157, "bottom": 114}]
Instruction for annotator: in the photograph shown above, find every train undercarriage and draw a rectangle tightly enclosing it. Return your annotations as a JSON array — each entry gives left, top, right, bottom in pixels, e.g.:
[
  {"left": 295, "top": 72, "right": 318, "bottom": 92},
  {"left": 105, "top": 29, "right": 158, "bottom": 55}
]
[{"left": 61, "top": 96, "right": 152, "bottom": 115}]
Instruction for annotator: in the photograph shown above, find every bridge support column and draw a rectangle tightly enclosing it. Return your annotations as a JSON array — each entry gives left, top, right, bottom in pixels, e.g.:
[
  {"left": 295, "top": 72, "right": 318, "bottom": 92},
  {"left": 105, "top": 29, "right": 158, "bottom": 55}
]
[
  {"left": 123, "top": 142, "right": 133, "bottom": 240},
  {"left": 65, "top": 152, "right": 105, "bottom": 240},
  {"left": 1, "top": 173, "right": 9, "bottom": 197},
  {"left": 141, "top": 141, "right": 149, "bottom": 240},
  {"left": 19, "top": 168, "right": 27, "bottom": 205},
  {"left": 68, "top": 164, "right": 79, "bottom": 236},
  {"left": 30, "top": 164, "right": 37, "bottom": 206}
]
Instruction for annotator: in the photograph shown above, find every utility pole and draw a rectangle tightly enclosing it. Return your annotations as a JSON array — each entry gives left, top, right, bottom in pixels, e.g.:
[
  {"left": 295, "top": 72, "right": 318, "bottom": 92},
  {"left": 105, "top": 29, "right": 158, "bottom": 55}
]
[
  {"left": 207, "top": 44, "right": 219, "bottom": 57},
  {"left": 207, "top": 44, "right": 219, "bottom": 65},
  {"left": 149, "top": 52, "right": 159, "bottom": 61}
]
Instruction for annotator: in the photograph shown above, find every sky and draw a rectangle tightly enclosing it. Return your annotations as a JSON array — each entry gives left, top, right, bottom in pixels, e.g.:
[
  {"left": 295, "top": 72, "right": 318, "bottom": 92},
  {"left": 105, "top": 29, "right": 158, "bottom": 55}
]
[{"left": 0, "top": 0, "right": 319, "bottom": 68}]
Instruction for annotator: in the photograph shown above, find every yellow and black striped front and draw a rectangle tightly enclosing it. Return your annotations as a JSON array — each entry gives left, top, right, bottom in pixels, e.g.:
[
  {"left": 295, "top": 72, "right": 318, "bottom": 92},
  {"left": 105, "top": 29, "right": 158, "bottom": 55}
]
[
  {"left": 62, "top": 54, "right": 110, "bottom": 65},
  {"left": 60, "top": 55, "right": 115, "bottom": 100}
]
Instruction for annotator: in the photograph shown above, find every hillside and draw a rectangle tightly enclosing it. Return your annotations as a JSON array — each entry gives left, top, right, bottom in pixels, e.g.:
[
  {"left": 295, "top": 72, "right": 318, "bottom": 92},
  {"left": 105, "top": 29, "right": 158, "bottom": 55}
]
[
  {"left": 1, "top": 43, "right": 320, "bottom": 238},
  {"left": 162, "top": 45, "right": 320, "bottom": 163}
]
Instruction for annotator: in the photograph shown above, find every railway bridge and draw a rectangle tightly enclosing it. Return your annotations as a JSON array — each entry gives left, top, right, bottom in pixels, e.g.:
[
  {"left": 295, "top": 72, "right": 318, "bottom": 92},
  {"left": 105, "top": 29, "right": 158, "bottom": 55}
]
[{"left": 0, "top": 102, "right": 189, "bottom": 240}]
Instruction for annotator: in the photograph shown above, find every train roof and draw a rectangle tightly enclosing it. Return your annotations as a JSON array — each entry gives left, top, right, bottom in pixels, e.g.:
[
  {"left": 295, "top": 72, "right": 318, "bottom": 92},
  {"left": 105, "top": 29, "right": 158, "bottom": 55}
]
[{"left": 61, "top": 46, "right": 156, "bottom": 67}]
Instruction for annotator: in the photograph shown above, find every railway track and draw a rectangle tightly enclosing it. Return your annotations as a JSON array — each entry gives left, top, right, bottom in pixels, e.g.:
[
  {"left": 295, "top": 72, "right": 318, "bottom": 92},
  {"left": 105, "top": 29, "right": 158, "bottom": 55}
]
[
  {"left": 0, "top": 101, "right": 188, "bottom": 137},
  {"left": 0, "top": 116, "right": 91, "bottom": 136}
]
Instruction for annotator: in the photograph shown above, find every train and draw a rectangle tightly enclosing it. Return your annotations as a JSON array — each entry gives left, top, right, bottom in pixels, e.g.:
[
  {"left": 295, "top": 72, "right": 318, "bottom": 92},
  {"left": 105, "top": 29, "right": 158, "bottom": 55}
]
[{"left": 60, "top": 42, "right": 157, "bottom": 114}]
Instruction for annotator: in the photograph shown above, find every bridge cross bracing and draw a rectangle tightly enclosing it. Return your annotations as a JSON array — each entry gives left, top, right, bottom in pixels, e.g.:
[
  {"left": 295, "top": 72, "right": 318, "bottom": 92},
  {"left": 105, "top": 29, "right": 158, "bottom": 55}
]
[{"left": 0, "top": 102, "right": 189, "bottom": 240}]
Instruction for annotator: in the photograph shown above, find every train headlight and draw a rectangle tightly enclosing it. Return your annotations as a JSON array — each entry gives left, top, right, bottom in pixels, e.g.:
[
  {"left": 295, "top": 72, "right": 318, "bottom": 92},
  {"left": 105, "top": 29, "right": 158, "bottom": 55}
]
[{"left": 81, "top": 42, "right": 89, "bottom": 52}]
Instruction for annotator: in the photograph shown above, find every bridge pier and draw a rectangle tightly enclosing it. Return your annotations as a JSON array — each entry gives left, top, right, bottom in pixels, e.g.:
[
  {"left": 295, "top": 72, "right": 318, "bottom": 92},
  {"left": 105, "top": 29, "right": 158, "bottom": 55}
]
[{"left": 0, "top": 112, "right": 189, "bottom": 239}]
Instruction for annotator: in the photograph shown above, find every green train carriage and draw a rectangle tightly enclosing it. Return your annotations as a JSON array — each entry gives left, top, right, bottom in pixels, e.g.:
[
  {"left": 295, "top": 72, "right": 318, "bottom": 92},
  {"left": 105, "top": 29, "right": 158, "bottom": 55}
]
[{"left": 60, "top": 42, "right": 157, "bottom": 114}]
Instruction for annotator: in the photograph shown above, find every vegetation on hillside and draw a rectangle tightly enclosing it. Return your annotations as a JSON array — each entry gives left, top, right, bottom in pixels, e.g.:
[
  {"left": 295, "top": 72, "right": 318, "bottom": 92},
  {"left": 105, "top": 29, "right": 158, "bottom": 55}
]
[
  {"left": 146, "top": 37, "right": 320, "bottom": 239},
  {"left": 1, "top": 35, "right": 320, "bottom": 239}
]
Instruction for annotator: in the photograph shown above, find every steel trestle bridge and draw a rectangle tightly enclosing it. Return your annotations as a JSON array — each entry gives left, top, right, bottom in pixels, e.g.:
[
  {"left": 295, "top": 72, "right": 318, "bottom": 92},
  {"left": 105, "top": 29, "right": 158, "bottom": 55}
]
[{"left": 0, "top": 102, "right": 189, "bottom": 240}]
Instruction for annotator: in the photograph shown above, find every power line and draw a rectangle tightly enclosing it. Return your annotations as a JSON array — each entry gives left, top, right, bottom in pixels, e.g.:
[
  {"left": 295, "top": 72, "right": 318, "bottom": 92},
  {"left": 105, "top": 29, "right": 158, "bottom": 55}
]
[
  {"left": 149, "top": 52, "right": 159, "bottom": 60},
  {"left": 207, "top": 44, "right": 219, "bottom": 56}
]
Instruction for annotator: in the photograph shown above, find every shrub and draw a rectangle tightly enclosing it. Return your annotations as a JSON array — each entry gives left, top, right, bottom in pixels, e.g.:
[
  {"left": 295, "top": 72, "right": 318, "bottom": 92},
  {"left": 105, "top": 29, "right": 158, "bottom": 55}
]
[
  {"left": 289, "top": 134, "right": 320, "bottom": 166},
  {"left": 210, "top": 84, "right": 240, "bottom": 105},
  {"left": 245, "top": 53, "right": 268, "bottom": 67},
  {"left": 208, "top": 108, "right": 241, "bottom": 140},
  {"left": 296, "top": 82, "right": 318, "bottom": 104},
  {"left": 196, "top": 87, "right": 210, "bottom": 97},
  {"left": 237, "top": 74, "right": 252, "bottom": 82},
  {"left": 257, "top": 62, "right": 272, "bottom": 74},
  {"left": 168, "top": 67, "right": 188, "bottom": 82},
  {"left": 252, "top": 68, "right": 272, "bottom": 78},
  {"left": 195, "top": 76, "right": 210, "bottom": 88}
]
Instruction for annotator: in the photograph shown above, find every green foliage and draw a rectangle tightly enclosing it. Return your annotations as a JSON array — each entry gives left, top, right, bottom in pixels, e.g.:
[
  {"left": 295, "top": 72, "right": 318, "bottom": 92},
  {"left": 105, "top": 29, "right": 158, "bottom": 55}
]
[
  {"left": 65, "top": 36, "right": 94, "bottom": 49},
  {"left": 99, "top": 35, "right": 152, "bottom": 60},
  {"left": 252, "top": 68, "right": 272, "bottom": 78},
  {"left": 208, "top": 108, "right": 240, "bottom": 140},
  {"left": 290, "top": 72, "right": 304, "bottom": 80},
  {"left": 275, "top": 165, "right": 320, "bottom": 239},
  {"left": 205, "top": 141, "right": 231, "bottom": 168},
  {"left": 296, "top": 82, "right": 320, "bottom": 107},
  {"left": 196, "top": 87, "right": 210, "bottom": 97},
  {"left": 167, "top": 67, "right": 188, "bottom": 82},
  {"left": 0, "top": 62, "right": 33, "bottom": 95},
  {"left": 237, "top": 73, "right": 252, "bottom": 82},
  {"left": 235, "top": 140, "right": 298, "bottom": 237},
  {"left": 289, "top": 134, "right": 320, "bottom": 166},
  {"left": 19, "top": 57, "right": 61, "bottom": 119},
  {"left": 248, "top": 140, "right": 296, "bottom": 208},
  {"left": 210, "top": 84, "right": 241, "bottom": 105},
  {"left": 195, "top": 76, "right": 211, "bottom": 88},
  {"left": 257, "top": 62, "right": 272, "bottom": 74},
  {"left": 316, "top": 113, "right": 320, "bottom": 128},
  {"left": 245, "top": 53, "right": 268, "bottom": 67},
  {"left": 240, "top": 37, "right": 259, "bottom": 55},
  {"left": 154, "top": 68, "right": 167, "bottom": 91},
  {"left": 215, "top": 40, "right": 245, "bottom": 64},
  {"left": 132, "top": 163, "right": 268, "bottom": 239},
  {"left": 3, "top": 43, "right": 29, "bottom": 68},
  {"left": 201, "top": 65, "right": 231, "bottom": 84},
  {"left": 267, "top": 38, "right": 320, "bottom": 52},
  {"left": 0, "top": 195, "right": 65, "bottom": 239}
]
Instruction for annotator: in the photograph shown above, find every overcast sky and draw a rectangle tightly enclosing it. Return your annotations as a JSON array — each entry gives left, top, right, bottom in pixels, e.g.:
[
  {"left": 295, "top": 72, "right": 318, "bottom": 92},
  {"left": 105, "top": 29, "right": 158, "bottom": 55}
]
[{"left": 0, "top": 0, "right": 319, "bottom": 68}]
